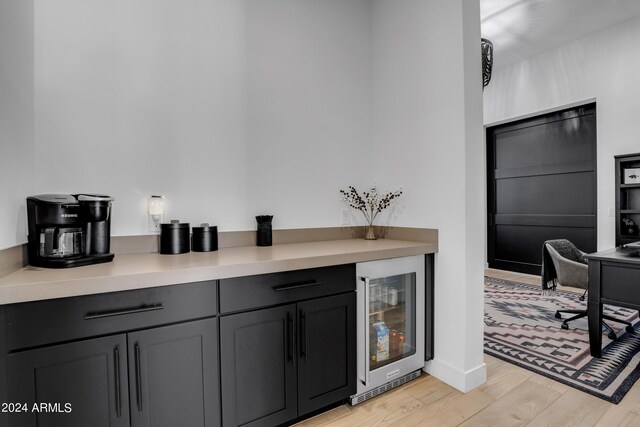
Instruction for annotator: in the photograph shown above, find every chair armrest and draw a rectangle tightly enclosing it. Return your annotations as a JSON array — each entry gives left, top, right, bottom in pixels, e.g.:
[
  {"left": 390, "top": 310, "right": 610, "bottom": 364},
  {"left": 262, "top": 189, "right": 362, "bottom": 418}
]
[{"left": 556, "top": 256, "right": 587, "bottom": 270}]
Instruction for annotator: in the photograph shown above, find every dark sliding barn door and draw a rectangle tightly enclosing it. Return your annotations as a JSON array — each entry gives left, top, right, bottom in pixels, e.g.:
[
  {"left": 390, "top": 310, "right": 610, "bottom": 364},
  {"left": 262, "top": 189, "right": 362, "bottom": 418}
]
[{"left": 487, "top": 103, "right": 597, "bottom": 275}]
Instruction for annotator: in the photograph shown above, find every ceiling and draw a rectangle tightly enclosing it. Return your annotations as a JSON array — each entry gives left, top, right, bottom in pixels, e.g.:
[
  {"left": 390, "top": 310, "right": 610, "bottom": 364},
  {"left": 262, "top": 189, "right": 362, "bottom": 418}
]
[{"left": 480, "top": 0, "right": 640, "bottom": 69}]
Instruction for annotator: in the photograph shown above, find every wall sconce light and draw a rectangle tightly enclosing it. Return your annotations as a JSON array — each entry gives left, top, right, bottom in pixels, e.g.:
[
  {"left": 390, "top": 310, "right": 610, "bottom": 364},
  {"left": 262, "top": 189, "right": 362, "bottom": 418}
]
[{"left": 148, "top": 195, "right": 165, "bottom": 233}]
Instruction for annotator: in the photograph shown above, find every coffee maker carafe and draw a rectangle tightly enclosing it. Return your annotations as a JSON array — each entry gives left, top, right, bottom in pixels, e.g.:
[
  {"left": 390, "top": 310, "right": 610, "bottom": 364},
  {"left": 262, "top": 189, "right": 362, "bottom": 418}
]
[{"left": 27, "top": 194, "right": 115, "bottom": 268}]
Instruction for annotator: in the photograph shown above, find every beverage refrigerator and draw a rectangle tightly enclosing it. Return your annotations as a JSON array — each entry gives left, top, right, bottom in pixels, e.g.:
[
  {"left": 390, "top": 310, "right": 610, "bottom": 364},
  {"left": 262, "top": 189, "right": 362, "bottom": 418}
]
[{"left": 350, "top": 255, "right": 425, "bottom": 405}]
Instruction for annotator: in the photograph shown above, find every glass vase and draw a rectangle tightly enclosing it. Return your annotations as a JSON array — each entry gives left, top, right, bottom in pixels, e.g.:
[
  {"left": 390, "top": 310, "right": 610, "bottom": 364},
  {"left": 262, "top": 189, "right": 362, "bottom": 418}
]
[{"left": 364, "top": 225, "right": 377, "bottom": 240}]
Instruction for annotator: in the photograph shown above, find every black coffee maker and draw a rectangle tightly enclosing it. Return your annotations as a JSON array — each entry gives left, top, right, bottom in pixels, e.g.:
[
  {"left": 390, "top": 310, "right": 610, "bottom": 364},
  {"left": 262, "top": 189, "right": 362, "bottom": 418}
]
[{"left": 27, "top": 194, "right": 115, "bottom": 268}]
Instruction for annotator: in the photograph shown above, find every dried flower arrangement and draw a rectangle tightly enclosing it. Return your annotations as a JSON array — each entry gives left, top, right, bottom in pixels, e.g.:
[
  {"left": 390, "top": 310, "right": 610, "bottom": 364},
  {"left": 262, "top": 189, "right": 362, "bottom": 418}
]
[{"left": 340, "top": 185, "right": 402, "bottom": 240}]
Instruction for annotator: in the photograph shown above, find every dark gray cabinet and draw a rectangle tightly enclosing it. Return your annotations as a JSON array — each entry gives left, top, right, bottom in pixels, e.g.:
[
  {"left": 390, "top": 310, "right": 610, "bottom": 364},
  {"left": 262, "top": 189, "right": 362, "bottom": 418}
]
[
  {"left": 4, "top": 281, "right": 220, "bottom": 427},
  {"left": 297, "top": 293, "right": 355, "bottom": 415},
  {"left": 3, "top": 265, "right": 360, "bottom": 427},
  {"left": 220, "top": 305, "right": 298, "bottom": 427},
  {"left": 219, "top": 265, "right": 356, "bottom": 427},
  {"left": 128, "top": 318, "right": 219, "bottom": 427},
  {"left": 8, "top": 334, "right": 130, "bottom": 427},
  {"left": 7, "top": 318, "right": 219, "bottom": 427}
]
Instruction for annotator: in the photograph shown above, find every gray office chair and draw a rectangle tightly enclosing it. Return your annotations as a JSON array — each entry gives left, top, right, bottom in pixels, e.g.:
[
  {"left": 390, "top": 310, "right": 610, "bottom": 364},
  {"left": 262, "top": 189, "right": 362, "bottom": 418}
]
[{"left": 544, "top": 240, "right": 634, "bottom": 340}]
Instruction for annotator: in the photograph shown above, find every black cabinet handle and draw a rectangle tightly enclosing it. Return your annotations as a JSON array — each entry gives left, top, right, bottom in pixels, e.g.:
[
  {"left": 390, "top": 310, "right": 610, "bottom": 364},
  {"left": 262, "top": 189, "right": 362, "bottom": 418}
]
[
  {"left": 135, "top": 343, "right": 142, "bottom": 411},
  {"left": 84, "top": 303, "right": 163, "bottom": 320},
  {"left": 272, "top": 281, "right": 323, "bottom": 292},
  {"left": 299, "top": 310, "right": 307, "bottom": 359},
  {"left": 286, "top": 312, "right": 293, "bottom": 362},
  {"left": 114, "top": 346, "right": 121, "bottom": 417}
]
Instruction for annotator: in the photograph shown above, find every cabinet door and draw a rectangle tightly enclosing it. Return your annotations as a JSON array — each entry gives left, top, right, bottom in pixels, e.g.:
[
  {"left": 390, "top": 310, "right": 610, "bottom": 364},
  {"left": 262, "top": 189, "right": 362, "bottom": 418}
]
[
  {"left": 220, "top": 304, "right": 297, "bottom": 427},
  {"left": 7, "top": 334, "right": 129, "bottom": 427},
  {"left": 297, "top": 293, "right": 356, "bottom": 415},
  {"left": 127, "top": 317, "right": 219, "bottom": 427}
]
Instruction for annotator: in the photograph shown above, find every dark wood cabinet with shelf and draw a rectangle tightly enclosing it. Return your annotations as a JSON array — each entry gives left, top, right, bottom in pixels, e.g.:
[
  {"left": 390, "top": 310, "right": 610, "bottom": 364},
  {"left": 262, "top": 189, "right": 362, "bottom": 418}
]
[{"left": 616, "top": 153, "right": 640, "bottom": 246}]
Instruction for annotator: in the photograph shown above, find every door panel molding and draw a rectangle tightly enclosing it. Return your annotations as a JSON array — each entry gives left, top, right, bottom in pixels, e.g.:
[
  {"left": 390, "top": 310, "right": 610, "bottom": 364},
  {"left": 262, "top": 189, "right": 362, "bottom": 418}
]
[
  {"left": 495, "top": 160, "right": 595, "bottom": 179},
  {"left": 494, "top": 214, "right": 596, "bottom": 228}
]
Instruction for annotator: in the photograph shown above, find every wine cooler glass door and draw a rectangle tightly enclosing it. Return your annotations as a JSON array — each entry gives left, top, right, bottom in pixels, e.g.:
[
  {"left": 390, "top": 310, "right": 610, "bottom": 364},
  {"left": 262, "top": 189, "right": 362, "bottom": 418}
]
[{"left": 367, "top": 272, "right": 416, "bottom": 373}]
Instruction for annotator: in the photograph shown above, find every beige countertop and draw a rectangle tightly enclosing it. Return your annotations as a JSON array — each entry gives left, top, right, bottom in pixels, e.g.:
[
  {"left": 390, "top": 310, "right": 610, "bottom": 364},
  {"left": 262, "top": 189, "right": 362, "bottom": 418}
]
[{"left": 0, "top": 238, "right": 436, "bottom": 305}]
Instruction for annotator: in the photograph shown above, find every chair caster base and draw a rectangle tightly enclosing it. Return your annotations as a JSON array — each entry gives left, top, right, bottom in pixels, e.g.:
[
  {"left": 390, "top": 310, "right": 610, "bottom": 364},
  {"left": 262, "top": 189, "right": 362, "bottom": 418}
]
[
  {"left": 608, "top": 331, "right": 617, "bottom": 340},
  {"left": 626, "top": 326, "right": 635, "bottom": 333},
  {"left": 555, "top": 312, "right": 562, "bottom": 319},
  {"left": 561, "top": 322, "right": 569, "bottom": 330}
]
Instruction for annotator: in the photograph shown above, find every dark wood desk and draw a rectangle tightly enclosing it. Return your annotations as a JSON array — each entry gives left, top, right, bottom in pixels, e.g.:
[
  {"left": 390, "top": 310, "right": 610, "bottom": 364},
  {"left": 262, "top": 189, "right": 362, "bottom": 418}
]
[{"left": 586, "top": 248, "right": 640, "bottom": 357}]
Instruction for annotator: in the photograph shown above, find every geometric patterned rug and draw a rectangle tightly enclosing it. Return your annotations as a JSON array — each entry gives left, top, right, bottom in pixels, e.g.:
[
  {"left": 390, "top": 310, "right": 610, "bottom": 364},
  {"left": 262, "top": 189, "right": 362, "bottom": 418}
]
[{"left": 484, "top": 276, "right": 640, "bottom": 403}]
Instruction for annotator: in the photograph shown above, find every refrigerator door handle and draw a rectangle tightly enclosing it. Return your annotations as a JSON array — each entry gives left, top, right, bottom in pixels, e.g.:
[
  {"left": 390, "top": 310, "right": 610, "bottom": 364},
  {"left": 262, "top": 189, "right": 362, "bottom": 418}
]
[{"left": 358, "top": 276, "right": 371, "bottom": 387}]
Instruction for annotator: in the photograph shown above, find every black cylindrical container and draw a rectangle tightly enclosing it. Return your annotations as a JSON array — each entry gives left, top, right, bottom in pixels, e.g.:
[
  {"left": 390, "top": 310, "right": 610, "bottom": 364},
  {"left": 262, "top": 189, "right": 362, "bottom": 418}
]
[
  {"left": 87, "top": 220, "right": 111, "bottom": 255},
  {"left": 192, "top": 223, "right": 218, "bottom": 252},
  {"left": 160, "top": 220, "right": 190, "bottom": 254},
  {"left": 256, "top": 215, "right": 273, "bottom": 247}
]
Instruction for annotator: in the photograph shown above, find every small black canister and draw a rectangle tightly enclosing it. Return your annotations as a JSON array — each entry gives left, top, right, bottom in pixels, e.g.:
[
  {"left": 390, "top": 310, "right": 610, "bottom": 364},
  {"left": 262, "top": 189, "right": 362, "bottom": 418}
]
[
  {"left": 192, "top": 223, "right": 218, "bottom": 252},
  {"left": 160, "top": 220, "right": 190, "bottom": 254},
  {"left": 256, "top": 215, "right": 273, "bottom": 247}
]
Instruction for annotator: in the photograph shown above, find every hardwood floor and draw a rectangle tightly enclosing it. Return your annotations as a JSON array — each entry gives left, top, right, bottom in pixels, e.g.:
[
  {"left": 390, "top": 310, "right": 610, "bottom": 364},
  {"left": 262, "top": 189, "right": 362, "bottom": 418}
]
[{"left": 295, "top": 269, "right": 640, "bottom": 427}]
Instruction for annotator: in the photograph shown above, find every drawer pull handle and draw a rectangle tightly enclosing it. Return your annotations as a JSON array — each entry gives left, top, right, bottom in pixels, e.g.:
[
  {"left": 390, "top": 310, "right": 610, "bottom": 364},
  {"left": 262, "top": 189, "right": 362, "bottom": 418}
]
[
  {"left": 84, "top": 303, "right": 164, "bottom": 320},
  {"left": 272, "top": 281, "right": 323, "bottom": 292}
]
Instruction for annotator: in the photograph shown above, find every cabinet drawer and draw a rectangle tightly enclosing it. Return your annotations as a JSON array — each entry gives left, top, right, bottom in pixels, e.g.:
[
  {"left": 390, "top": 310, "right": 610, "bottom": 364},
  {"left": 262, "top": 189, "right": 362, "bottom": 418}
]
[
  {"left": 6, "top": 280, "right": 217, "bottom": 351},
  {"left": 219, "top": 264, "right": 355, "bottom": 313}
]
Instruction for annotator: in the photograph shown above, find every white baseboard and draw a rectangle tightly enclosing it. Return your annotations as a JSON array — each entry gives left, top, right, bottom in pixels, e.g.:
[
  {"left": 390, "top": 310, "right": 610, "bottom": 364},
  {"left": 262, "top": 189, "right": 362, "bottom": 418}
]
[{"left": 423, "top": 358, "right": 487, "bottom": 393}]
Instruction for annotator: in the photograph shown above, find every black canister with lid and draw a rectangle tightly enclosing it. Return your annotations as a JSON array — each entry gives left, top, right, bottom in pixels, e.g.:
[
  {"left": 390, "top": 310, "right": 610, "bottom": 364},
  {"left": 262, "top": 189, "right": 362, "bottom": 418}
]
[
  {"left": 160, "top": 220, "right": 190, "bottom": 254},
  {"left": 192, "top": 223, "right": 218, "bottom": 252}
]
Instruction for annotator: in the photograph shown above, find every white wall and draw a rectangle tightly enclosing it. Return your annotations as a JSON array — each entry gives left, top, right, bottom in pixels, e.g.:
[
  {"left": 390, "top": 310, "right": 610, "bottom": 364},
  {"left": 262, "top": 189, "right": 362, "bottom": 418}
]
[
  {"left": 32, "top": 0, "right": 249, "bottom": 236},
  {"left": 0, "top": 0, "right": 34, "bottom": 250},
  {"left": 20, "top": 0, "right": 373, "bottom": 241},
  {"left": 371, "top": 0, "right": 486, "bottom": 391},
  {"left": 245, "top": 0, "right": 372, "bottom": 228},
  {"left": 484, "top": 16, "right": 640, "bottom": 250}
]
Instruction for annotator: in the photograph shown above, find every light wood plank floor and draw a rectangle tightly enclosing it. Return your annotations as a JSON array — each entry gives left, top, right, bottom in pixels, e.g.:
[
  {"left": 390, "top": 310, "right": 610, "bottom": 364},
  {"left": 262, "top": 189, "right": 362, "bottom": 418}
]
[{"left": 295, "top": 269, "right": 640, "bottom": 427}]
